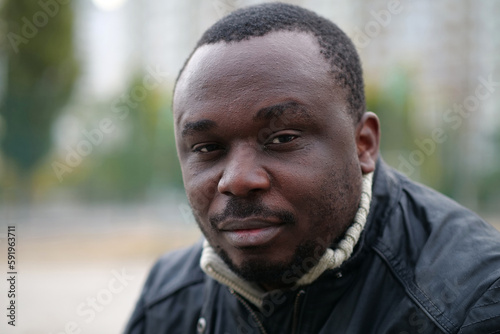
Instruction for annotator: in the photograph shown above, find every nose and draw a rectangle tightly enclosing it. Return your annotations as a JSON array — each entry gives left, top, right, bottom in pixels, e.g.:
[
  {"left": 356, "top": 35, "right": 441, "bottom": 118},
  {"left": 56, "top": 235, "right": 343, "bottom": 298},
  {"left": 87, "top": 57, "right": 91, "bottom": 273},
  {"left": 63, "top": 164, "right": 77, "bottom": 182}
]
[{"left": 218, "top": 146, "right": 271, "bottom": 197}]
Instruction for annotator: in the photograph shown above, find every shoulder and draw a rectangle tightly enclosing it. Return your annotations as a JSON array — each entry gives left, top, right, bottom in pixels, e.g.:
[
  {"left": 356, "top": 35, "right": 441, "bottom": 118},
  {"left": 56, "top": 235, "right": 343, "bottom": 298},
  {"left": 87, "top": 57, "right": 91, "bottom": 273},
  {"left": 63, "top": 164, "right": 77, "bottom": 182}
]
[
  {"left": 143, "top": 239, "right": 205, "bottom": 302},
  {"left": 372, "top": 161, "right": 500, "bottom": 333},
  {"left": 124, "top": 239, "right": 206, "bottom": 334}
]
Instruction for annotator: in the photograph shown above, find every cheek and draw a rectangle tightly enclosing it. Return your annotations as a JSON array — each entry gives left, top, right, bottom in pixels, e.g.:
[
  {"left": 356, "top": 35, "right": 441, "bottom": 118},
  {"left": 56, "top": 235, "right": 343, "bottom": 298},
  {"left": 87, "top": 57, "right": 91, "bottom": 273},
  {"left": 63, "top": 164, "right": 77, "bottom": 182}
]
[
  {"left": 184, "top": 172, "right": 219, "bottom": 216},
  {"left": 288, "top": 154, "right": 361, "bottom": 238}
]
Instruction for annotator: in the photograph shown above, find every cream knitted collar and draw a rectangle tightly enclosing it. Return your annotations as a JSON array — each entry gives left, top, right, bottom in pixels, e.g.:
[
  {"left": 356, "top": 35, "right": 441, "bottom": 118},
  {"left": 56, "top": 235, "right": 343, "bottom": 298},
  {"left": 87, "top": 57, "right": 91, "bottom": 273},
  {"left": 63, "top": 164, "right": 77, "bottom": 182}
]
[{"left": 200, "top": 172, "right": 374, "bottom": 308}]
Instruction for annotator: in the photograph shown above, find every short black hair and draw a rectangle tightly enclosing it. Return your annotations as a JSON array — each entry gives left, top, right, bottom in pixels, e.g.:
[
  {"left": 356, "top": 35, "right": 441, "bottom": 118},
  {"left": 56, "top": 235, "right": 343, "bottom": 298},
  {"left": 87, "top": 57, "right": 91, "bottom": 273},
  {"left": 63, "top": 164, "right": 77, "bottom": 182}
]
[{"left": 176, "top": 2, "right": 365, "bottom": 122}]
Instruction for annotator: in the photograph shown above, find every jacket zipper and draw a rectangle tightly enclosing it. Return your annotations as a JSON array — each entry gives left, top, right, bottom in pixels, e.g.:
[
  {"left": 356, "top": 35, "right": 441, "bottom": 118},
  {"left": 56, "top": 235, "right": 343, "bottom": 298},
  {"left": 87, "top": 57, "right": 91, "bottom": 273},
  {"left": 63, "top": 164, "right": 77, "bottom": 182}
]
[
  {"left": 207, "top": 265, "right": 263, "bottom": 307},
  {"left": 230, "top": 288, "right": 269, "bottom": 334},
  {"left": 291, "top": 290, "right": 306, "bottom": 334},
  {"left": 231, "top": 287, "right": 305, "bottom": 334}
]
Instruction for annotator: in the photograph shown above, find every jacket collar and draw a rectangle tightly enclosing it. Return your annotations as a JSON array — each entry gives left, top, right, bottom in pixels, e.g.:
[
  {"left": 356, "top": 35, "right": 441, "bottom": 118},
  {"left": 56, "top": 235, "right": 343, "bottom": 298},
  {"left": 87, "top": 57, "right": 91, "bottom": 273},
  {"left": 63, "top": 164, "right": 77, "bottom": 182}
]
[{"left": 333, "top": 158, "right": 402, "bottom": 274}]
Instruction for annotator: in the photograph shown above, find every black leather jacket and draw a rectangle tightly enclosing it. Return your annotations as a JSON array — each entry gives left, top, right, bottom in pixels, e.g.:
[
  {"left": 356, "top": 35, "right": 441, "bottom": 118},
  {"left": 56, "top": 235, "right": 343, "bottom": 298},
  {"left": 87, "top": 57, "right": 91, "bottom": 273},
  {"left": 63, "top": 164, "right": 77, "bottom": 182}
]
[{"left": 125, "top": 160, "right": 500, "bottom": 334}]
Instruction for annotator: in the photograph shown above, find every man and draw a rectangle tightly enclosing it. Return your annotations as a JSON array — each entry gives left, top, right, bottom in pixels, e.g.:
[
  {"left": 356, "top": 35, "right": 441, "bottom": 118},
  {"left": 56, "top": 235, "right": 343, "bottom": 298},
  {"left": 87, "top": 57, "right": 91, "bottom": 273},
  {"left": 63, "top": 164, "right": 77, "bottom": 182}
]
[{"left": 125, "top": 3, "right": 500, "bottom": 333}]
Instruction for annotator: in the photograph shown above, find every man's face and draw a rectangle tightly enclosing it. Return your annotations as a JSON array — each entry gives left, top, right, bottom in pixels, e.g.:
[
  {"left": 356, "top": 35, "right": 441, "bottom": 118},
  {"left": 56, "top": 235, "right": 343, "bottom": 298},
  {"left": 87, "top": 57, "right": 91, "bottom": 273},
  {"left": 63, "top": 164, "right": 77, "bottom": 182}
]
[{"left": 174, "top": 31, "right": 366, "bottom": 288}]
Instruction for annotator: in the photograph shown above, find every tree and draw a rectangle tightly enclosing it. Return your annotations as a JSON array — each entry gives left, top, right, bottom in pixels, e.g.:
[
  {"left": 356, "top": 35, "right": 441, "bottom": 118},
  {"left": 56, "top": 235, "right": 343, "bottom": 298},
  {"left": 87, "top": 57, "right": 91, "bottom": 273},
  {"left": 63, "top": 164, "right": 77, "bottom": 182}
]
[{"left": 0, "top": 0, "right": 78, "bottom": 197}]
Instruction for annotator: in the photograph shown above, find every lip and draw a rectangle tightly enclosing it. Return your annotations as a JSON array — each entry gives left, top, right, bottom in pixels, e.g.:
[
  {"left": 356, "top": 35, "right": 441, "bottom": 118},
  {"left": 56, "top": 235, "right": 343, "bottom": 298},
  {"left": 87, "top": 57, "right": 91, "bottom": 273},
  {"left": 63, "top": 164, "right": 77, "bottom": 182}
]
[
  {"left": 219, "top": 218, "right": 285, "bottom": 248},
  {"left": 222, "top": 226, "right": 285, "bottom": 248},
  {"left": 218, "top": 218, "right": 281, "bottom": 231}
]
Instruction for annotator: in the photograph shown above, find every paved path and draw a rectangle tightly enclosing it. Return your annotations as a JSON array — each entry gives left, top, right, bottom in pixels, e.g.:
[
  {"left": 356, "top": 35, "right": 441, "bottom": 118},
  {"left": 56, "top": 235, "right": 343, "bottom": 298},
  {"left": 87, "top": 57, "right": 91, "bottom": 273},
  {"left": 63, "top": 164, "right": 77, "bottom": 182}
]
[{"left": 0, "top": 200, "right": 201, "bottom": 334}]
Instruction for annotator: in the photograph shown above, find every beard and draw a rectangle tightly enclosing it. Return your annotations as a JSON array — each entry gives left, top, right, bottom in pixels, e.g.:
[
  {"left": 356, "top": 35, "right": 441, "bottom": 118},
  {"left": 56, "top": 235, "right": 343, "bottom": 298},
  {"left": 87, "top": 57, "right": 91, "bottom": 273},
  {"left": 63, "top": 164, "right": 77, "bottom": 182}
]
[
  {"left": 191, "top": 161, "right": 361, "bottom": 288},
  {"left": 194, "top": 196, "right": 332, "bottom": 288},
  {"left": 216, "top": 238, "right": 322, "bottom": 287}
]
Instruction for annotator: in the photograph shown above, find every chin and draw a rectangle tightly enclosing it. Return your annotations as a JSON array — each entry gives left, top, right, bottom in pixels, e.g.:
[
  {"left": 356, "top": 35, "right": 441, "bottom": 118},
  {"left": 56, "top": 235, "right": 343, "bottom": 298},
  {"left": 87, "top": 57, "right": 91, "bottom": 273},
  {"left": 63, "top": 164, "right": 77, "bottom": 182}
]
[{"left": 218, "top": 240, "right": 321, "bottom": 288}]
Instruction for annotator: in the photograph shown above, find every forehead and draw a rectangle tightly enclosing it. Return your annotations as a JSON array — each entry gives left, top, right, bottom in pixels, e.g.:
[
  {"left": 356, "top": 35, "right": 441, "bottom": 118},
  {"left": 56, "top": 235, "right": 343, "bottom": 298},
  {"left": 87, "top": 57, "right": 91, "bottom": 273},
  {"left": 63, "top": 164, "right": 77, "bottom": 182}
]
[{"left": 173, "top": 30, "right": 348, "bottom": 126}]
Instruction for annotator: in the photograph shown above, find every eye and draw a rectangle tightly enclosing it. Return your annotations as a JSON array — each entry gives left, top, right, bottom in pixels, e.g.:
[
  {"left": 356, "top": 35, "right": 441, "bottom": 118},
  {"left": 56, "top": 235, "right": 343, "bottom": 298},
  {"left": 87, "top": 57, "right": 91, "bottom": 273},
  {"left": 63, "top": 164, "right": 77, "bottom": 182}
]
[
  {"left": 269, "top": 134, "right": 297, "bottom": 144},
  {"left": 192, "top": 143, "right": 222, "bottom": 153}
]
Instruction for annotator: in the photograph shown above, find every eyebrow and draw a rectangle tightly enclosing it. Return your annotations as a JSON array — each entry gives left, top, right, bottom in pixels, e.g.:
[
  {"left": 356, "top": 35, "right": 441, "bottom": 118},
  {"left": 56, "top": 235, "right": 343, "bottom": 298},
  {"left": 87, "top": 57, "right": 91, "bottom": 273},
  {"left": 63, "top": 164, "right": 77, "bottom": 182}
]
[
  {"left": 181, "top": 101, "right": 309, "bottom": 137},
  {"left": 181, "top": 119, "right": 217, "bottom": 137},
  {"left": 253, "top": 101, "right": 310, "bottom": 121}
]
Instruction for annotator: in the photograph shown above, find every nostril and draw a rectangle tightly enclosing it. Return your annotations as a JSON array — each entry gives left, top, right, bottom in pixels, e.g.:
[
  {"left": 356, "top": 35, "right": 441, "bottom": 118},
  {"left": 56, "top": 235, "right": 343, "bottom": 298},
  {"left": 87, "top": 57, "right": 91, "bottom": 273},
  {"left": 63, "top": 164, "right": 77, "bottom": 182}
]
[{"left": 218, "top": 166, "right": 270, "bottom": 197}]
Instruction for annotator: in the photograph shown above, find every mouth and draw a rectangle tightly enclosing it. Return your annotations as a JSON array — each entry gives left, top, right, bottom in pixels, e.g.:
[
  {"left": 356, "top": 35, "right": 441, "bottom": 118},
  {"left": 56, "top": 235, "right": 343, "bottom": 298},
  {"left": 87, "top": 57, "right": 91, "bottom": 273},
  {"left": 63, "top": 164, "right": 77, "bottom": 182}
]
[{"left": 219, "top": 219, "right": 286, "bottom": 248}]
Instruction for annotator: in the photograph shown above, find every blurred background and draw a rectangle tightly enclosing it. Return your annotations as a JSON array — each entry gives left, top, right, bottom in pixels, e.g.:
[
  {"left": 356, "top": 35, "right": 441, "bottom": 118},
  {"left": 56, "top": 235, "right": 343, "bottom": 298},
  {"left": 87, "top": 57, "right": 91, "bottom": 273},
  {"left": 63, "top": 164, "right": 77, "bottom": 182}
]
[{"left": 0, "top": 0, "right": 499, "bottom": 333}]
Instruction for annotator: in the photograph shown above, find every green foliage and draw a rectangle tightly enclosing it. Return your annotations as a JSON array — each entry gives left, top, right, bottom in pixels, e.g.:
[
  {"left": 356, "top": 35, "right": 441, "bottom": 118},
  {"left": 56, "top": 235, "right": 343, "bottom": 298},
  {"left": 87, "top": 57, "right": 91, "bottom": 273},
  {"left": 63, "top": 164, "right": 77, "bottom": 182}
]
[
  {"left": 367, "top": 66, "right": 500, "bottom": 210},
  {"left": 74, "top": 75, "right": 183, "bottom": 201},
  {"left": 0, "top": 0, "right": 78, "bottom": 174},
  {"left": 477, "top": 131, "right": 500, "bottom": 212},
  {"left": 365, "top": 68, "right": 416, "bottom": 154},
  {"left": 366, "top": 67, "right": 446, "bottom": 191}
]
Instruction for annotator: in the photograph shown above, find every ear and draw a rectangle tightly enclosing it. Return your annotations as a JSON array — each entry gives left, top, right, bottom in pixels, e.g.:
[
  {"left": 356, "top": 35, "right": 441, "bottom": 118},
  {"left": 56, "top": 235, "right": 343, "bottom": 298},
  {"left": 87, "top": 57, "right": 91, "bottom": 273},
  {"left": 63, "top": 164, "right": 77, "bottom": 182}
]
[{"left": 355, "top": 112, "right": 380, "bottom": 174}]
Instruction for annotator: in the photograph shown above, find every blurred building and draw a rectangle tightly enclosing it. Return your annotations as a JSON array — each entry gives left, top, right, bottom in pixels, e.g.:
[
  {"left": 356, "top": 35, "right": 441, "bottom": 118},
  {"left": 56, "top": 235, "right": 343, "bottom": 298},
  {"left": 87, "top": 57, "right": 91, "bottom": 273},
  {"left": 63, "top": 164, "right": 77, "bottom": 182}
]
[
  {"left": 349, "top": 0, "right": 500, "bottom": 208},
  {"left": 71, "top": 0, "right": 353, "bottom": 97}
]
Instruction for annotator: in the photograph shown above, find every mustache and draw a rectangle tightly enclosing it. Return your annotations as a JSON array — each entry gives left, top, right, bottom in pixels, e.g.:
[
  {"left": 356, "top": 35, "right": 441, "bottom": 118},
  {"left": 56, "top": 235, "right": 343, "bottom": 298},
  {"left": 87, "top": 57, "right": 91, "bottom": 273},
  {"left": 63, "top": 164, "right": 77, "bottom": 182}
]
[{"left": 209, "top": 198, "right": 297, "bottom": 228}]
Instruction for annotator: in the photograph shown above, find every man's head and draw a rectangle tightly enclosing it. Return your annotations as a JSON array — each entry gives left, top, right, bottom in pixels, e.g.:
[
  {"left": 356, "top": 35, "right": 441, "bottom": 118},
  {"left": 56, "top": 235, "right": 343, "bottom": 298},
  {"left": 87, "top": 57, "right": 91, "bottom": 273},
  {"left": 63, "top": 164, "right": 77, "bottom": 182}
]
[
  {"left": 173, "top": 3, "right": 380, "bottom": 289},
  {"left": 177, "top": 2, "right": 366, "bottom": 122}
]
